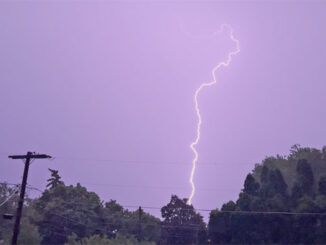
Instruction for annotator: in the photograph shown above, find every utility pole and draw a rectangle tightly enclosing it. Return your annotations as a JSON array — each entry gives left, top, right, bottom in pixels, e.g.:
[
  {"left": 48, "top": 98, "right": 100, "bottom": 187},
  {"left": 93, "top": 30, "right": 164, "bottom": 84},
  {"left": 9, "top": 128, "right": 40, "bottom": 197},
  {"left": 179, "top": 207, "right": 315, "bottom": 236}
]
[
  {"left": 138, "top": 206, "right": 142, "bottom": 242},
  {"left": 9, "top": 152, "right": 51, "bottom": 245}
]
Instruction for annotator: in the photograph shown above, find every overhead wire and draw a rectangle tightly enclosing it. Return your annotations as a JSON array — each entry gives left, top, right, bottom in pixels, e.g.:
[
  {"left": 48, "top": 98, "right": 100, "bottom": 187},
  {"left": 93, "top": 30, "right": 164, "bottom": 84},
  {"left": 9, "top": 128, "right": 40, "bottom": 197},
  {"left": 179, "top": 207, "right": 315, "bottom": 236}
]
[
  {"left": 0, "top": 152, "right": 255, "bottom": 167},
  {"left": 25, "top": 187, "right": 326, "bottom": 216},
  {"left": 3, "top": 182, "right": 326, "bottom": 217},
  {"left": 0, "top": 184, "right": 20, "bottom": 207},
  {"left": 81, "top": 182, "right": 240, "bottom": 192},
  {"left": 24, "top": 204, "right": 326, "bottom": 243},
  {"left": 0, "top": 181, "right": 242, "bottom": 193},
  {"left": 54, "top": 155, "right": 254, "bottom": 166},
  {"left": 40, "top": 214, "right": 199, "bottom": 240},
  {"left": 3, "top": 183, "right": 326, "bottom": 242}
]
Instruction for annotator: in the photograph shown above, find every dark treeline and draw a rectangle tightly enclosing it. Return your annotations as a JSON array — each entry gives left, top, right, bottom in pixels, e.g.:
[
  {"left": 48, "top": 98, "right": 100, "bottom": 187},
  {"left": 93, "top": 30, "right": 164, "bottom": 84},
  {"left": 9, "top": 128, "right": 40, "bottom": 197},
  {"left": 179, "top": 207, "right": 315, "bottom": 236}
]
[
  {"left": 1, "top": 145, "right": 326, "bottom": 244},
  {"left": 209, "top": 145, "right": 326, "bottom": 244}
]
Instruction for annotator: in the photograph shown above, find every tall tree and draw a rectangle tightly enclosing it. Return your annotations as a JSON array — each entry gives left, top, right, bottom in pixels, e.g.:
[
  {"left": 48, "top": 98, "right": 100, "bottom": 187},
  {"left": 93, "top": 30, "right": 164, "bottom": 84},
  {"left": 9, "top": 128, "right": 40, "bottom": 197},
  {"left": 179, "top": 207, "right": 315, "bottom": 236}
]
[
  {"left": 33, "top": 183, "right": 103, "bottom": 244},
  {"left": 260, "top": 169, "right": 288, "bottom": 199},
  {"left": 46, "top": 168, "right": 64, "bottom": 189},
  {"left": 291, "top": 159, "right": 315, "bottom": 201},
  {"left": 99, "top": 201, "right": 161, "bottom": 243},
  {"left": 161, "top": 195, "right": 206, "bottom": 244},
  {"left": 318, "top": 175, "right": 326, "bottom": 195},
  {"left": 243, "top": 174, "right": 260, "bottom": 196}
]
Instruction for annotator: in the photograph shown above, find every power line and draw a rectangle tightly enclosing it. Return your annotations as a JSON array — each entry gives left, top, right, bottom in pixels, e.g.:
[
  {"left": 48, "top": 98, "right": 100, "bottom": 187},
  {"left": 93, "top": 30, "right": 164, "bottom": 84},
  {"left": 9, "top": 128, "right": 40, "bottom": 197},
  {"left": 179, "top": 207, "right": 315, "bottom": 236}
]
[
  {"left": 28, "top": 191, "right": 326, "bottom": 216},
  {"left": 47, "top": 209, "right": 203, "bottom": 232},
  {"left": 1, "top": 152, "right": 256, "bottom": 166},
  {"left": 26, "top": 204, "right": 326, "bottom": 244},
  {"left": 4, "top": 184, "right": 326, "bottom": 243},
  {"left": 0, "top": 182, "right": 21, "bottom": 187},
  {"left": 81, "top": 182, "right": 240, "bottom": 192},
  {"left": 42, "top": 214, "right": 199, "bottom": 241},
  {"left": 0, "top": 185, "right": 20, "bottom": 207},
  {"left": 121, "top": 205, "right": 326, "bottom": 215},
  {"left": 4, "top": 182, "right": 326, "bottom": 217},
  {"left": 54, "top": 155, "right": 254, "bottom": 166},
  {"left": 0, "top": 181, "right": 241, "bottom": 192}
]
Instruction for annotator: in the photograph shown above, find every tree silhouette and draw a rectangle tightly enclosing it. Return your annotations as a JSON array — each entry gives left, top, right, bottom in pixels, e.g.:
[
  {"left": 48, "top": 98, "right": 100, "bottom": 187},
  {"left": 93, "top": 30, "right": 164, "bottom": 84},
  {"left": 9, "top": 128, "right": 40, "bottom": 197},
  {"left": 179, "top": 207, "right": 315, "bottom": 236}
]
[
  {"left": 46, "top": 169, "right": 64, "bottom": 190},
  {"left": 319, "top": 175, "right": 326, "bottom": 195},
  {"left": 161, "top": 195, "right": 206, "bottom": 244},
  {"left": 243, "top": 174, "right": 260, "bottom": 196}
]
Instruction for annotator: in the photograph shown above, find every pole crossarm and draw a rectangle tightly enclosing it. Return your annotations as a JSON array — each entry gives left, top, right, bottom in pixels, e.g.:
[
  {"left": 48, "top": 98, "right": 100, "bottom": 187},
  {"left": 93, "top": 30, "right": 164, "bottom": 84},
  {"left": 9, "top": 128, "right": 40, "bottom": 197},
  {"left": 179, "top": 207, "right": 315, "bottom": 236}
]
[
  {"left": 8, "top": 151, "right": 52, "bottom": 245},
  {"left": 9, "top": 152, "right": 52, "bottom": 160}
]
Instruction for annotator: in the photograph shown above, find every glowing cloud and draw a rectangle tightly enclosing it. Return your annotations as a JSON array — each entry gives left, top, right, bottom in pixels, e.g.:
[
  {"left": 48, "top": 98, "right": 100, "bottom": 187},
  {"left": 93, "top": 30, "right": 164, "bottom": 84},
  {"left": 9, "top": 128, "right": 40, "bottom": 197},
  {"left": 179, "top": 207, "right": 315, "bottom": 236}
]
[{"left": 188, "top": 24, "right": 240, "bottom": 205}]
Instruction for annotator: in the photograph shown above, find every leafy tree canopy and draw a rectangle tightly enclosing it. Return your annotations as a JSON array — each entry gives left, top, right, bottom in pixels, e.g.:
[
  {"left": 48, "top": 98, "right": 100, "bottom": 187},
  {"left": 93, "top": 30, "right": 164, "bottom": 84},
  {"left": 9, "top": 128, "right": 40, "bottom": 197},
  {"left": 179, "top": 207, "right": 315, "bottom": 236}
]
[
  {"left": 161, "top": 195, "right": 207, "bottom": 244},
  {"left": 209, "top": 145, "right": 326, "bottom": 244}
]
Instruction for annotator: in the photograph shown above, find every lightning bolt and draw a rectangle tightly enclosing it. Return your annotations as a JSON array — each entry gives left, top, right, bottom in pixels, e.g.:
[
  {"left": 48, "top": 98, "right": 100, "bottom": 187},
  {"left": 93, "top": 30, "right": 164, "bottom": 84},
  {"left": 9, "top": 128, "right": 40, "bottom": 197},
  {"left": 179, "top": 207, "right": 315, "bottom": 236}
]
[{"left": 188, "top": 24, "right": 240, "bottom": 205}]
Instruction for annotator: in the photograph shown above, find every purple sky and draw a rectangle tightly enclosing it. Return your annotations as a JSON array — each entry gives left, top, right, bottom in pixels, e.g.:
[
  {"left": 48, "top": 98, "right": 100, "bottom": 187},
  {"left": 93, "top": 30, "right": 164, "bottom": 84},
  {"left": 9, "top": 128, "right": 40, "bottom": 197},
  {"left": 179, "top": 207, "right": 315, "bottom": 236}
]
[{"left": 1, "top": 1, "right": 326, "bottom": 219}]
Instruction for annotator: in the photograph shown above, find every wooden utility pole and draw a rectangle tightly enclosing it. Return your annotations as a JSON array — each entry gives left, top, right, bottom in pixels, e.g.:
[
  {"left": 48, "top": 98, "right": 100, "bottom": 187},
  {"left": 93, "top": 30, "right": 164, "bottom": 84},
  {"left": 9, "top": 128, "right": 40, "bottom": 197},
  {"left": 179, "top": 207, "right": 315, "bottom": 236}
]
[
  {"left": 138, "top": 206, "right": 142, "bottom": 241},
  {"left": 9, "top": 152, "right": 51, "bottom": 245}
]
